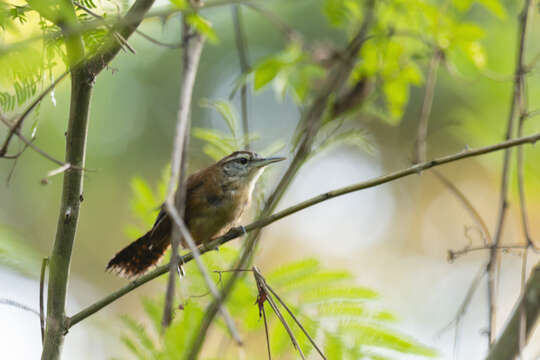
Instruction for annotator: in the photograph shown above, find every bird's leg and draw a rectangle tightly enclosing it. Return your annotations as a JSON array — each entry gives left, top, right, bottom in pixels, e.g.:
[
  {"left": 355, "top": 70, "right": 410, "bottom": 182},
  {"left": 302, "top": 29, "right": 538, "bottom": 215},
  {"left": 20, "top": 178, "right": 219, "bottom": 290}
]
[{"left": 176, "top": 254, "right": 185, "bottom": 278}]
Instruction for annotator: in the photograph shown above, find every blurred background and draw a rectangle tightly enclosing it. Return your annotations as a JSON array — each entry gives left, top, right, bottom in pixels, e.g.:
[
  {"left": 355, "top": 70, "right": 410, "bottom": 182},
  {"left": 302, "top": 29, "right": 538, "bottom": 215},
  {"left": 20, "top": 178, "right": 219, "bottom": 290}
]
[{"left": 1, "top": 0, "right": 540, "bottom": 359}]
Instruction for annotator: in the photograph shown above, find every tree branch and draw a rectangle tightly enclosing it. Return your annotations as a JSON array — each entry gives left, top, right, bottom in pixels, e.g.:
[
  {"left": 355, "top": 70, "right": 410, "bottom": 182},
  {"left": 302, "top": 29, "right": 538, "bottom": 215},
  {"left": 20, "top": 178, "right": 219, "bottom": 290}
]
[
  {"left": 41, "top": 7, "right": 92, "bottom": 359},
  {"left": 66, "top": 130, "right": 540, "bottom": 328}
]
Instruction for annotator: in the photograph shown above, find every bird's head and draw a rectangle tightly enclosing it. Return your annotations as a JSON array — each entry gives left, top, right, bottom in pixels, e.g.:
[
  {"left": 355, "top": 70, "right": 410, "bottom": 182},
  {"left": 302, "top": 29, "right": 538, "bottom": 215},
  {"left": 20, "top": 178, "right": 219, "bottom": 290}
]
[{"left": 218, "top": 151, "right": 286, "bottom": 187}]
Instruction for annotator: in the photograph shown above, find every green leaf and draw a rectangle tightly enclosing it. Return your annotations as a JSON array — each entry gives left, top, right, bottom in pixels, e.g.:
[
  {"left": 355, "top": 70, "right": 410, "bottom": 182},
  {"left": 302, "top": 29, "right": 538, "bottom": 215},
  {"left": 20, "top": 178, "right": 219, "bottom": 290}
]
[
  {"left": 302, "top": 286, "right": 379, "bottom": 303},
  {"left": 121, "top": 316, "right": 156, "bottom": 355},
  {"left": 253, "top": 58, "right": 285, "bottom": 90},
  {"left": 193, "top": 128, "right": 237, "bottom": 156},
  {"left": 325, "top": 332, "right": 344, "bottom": 360},
  {"left": 199, "top": 99, "right": 238, "bottom": 141},
  {"left": 120, "top": 335, "right": 147, "bottom": 360},
  {"left": 317, "top": 302, "right": 397, "bottom": 322},
  {"left": 267, "top": 258, "right": 321, "bottom": 287},
  {"left": 382, "top": 78, "right": 409, "bottom": 123},
  {"left": 187, "top": 14, "right": 218, "bottom": 44},
  {"left": 463, "top": 41, "right": 486, "bottom": 69},
  {"left": 142, "top": 297, "right": 163, "bottom": 333},
  {"left": 344, "top": 323, "right": 437, "bottom": 356},
  {"left": 129, "top": 177, "right": 160, "bottom": 228}
]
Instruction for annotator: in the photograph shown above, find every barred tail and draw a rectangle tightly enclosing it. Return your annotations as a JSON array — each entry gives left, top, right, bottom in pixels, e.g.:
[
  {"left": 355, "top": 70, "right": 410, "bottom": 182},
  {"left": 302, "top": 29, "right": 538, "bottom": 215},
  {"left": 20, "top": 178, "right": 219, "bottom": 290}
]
[{"left": 106, "top": 229, "right": 170, "bottom": 278}]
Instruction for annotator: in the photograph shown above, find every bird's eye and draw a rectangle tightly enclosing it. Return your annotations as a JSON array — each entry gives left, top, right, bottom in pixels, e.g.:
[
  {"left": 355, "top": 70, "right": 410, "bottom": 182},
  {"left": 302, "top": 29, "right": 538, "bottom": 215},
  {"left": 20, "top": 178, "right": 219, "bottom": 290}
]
[{"left": 239, "top": 157, "right": 248, "bottom": 165}]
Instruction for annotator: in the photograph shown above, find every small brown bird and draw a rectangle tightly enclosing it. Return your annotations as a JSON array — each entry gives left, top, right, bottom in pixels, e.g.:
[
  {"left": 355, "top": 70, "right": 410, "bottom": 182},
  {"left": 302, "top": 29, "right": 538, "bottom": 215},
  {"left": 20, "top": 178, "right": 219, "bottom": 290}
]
[{"left": 106, "top": 151, "right": 285, "bottom": 278}]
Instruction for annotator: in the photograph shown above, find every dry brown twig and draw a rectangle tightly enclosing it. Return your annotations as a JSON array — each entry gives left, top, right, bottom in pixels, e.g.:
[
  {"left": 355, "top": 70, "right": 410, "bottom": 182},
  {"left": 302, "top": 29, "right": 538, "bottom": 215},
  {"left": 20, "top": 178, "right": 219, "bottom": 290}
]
[{"left": 252, "top": 266, "right": 326, "bottom": 360}]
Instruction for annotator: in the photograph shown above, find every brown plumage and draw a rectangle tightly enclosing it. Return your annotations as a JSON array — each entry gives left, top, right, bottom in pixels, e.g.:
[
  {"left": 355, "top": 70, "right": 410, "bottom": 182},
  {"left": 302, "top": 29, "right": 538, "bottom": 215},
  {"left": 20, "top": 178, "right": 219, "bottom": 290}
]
[{"left": 106, "top": 151, "right": 285, "bottom": 278}]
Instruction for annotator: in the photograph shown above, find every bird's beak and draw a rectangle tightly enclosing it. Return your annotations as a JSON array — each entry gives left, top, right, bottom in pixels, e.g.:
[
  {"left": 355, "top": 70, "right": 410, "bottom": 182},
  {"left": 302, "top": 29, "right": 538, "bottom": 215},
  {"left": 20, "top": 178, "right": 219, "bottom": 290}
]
[{"left": 252, "top": 156, "right": 286, "bottom": 168}]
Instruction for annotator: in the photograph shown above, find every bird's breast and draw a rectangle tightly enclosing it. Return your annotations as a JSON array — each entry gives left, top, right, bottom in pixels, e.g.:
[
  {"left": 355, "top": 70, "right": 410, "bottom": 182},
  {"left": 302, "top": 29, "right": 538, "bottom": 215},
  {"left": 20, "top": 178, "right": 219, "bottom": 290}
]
[{"left": 186, "top": 179, "right": 248, "bottom": 245}]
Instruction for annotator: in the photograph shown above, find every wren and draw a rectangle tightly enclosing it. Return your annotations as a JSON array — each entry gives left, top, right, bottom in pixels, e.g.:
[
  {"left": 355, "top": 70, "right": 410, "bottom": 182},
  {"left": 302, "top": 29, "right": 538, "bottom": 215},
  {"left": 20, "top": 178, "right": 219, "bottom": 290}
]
[{"left": 106, "top": 151, "right": 285, "bottom": 278}]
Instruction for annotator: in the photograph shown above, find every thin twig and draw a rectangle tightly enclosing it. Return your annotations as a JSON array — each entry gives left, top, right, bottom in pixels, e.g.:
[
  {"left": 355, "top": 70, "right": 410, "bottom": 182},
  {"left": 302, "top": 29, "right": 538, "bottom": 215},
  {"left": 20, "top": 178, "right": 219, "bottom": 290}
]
[
  {"left": 41, "top": 163, "right": 73, "bottom": 184},
  {"left": 0, "top": 71, "right": 69, "bottom": 157},
  {"left": 253, "top": 268, "right": 305, "bottom": 359},
  {"left": 487, "top": 0, "right": 533, "bottom": 345},
  {"left": 256, "top": 268, "right": 327, "bottom": 359},
  {"left": 134, "top": 29, "right": 183, "bottom": 48},
  {"left": 66, "top": 130, "right": 540, "bottom": 327},
  {"left": 40, "top": 258, "right": 49, "bottom": 344},
  {"left": 0, "top": 114, "right": 67, "bottom": 166},
  {"left": 432, "top": 170, "right": 492, "bottom": 244},
  {"left": 262, "top": 303, "right": 271, "bottom": 360},
  {"left": 73, "top": 1, "right": 136, "bottom": 54},
  {"left": 242, "top": 2, "right": 298, "bottom": 40},
  {"left": 0, "top": 298, "right": 40, "bottom": 317},
  {"left": 161, "top": 18, "right": 203, "bottom": 329},
  {"left": 438, "top": 263, "right": 487, "bottom": 337}
]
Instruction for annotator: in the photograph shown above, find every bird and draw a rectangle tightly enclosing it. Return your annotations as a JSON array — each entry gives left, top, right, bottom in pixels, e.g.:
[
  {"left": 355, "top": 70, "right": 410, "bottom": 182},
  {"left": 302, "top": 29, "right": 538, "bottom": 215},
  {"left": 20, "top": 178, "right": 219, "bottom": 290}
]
[{"left": 106, "top": 151, "right": 286, "bottom": 278}]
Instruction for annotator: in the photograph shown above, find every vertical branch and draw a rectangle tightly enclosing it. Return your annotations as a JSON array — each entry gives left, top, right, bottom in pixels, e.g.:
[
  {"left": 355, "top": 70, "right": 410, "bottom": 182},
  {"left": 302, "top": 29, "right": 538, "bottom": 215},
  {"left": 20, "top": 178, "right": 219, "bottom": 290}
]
[
  {"left": 414, "top": 50, "right": 441, "bottom": 164},
  {"left": 40, "top": 2, "right": 93, "bottom": 358},
  {"left": 161, "top": 19, "right": 204, "bottom": 329},
  {"left": 42, "top": 69, "right": 94, "bottom": 359},
  {"left": 486, "top": 0, "right": 532, "bottom": 346},
  {"left": 232, "top": 5, "right": 250, "bottom": 149}
]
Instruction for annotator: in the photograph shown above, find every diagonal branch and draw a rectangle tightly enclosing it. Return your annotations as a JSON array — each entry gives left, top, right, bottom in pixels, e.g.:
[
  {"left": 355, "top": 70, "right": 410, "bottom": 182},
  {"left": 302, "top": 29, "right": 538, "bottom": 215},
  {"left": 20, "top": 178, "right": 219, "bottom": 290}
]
[
  {"left": 161, "top": 16, "right": 203, "bottom": 331},
  {"left": 0, "top": 71, "right": 69, "bottom": 157},
  {"left": 185, "top": 2, "right": 377, "bottom": 358},
  {"left": 66, "top": 130, "right": 540, "bottom": 328},
  {"left": 159, "top": 17, "right": 241, "bottom": 343},
  {"left": 485, "top": 261, "right": 540, "bottom": 360},
  {"left": 0, "top": 114, "right": 68, "bottom": 167}
]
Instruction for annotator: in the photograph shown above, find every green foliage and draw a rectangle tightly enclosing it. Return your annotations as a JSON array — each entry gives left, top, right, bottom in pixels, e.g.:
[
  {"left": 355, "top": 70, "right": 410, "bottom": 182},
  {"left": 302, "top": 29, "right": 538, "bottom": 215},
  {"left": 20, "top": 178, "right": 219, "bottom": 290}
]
[
  {"left": 195, "top": 99, "right": 284, "bottom": 161},
  {"left": 252, "top": 41, "right": 325, "bottom": 104},
  {"left": 186, "top": 14, "right": 219, "bottom": 44},
  {"left": 120, "top": 250, "right": 436, "bottom": 359},
  {"left": 251, "top": 0, "right": 504, "bottom": 124}
]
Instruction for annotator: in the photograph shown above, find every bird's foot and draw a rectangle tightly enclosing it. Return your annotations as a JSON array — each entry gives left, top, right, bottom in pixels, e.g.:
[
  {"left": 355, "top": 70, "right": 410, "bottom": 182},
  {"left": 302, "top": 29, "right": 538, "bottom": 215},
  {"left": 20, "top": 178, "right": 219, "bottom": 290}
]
[
  {"left": 176, "top": 254, "right": 185, "bottom": 277},
  {"left": 227, "top": 225, "right": 247, "bottom": 237}
]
